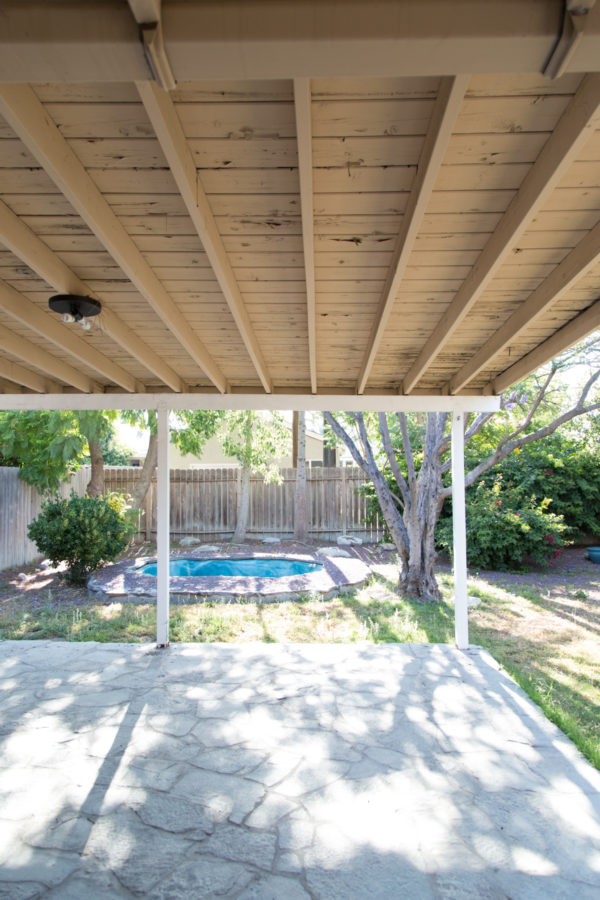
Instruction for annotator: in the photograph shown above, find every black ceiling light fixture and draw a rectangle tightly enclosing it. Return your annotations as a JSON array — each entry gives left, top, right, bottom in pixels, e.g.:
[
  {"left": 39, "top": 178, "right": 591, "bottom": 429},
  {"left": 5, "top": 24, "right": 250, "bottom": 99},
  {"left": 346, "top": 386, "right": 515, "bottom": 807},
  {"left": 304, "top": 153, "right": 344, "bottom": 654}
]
[{"left": 48, "top": 294, "right": 102, "bottom": 331}]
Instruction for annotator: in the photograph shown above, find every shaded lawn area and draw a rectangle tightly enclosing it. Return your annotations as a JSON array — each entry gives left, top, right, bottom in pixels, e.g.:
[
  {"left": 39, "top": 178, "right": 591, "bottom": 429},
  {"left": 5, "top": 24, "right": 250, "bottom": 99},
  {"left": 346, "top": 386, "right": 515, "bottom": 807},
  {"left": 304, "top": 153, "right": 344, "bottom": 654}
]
[{"left": 0, "top": 545, "right": 599, "bottom": 770}]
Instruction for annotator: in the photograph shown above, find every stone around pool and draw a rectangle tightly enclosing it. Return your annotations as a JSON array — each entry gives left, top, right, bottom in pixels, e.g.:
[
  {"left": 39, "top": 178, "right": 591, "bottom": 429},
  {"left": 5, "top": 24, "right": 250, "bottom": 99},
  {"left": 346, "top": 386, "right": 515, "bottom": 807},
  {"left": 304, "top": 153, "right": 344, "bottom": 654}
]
[{"left": 87, "top": 546, "right": 370, "bottom": 604}]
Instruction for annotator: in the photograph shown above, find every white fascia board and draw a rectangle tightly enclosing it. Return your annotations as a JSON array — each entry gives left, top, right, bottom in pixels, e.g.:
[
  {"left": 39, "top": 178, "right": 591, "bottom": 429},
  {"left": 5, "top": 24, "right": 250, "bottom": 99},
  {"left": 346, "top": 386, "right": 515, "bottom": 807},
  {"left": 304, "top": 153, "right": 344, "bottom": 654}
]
[{"left": 0, "top": 393, "right": 501, "bottom": 413}]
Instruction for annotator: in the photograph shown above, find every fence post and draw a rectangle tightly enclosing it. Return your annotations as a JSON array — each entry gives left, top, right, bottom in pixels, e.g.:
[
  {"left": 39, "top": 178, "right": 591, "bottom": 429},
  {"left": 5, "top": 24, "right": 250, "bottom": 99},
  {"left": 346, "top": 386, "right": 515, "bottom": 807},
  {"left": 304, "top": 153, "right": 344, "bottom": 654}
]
[
  {"left": 340, "top": 465, "right": 347, "bottom": 535},
  {"left": 144, "top": 480, "right": 152, "bottom": 542}
]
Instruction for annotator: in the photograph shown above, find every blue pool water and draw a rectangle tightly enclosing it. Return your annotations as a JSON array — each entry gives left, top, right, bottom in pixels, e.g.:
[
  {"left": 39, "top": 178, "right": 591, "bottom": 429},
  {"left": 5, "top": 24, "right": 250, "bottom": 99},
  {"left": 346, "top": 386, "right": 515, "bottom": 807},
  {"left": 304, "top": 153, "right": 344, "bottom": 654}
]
[{"left": 139, "top": 558, "right": 323, "bottom": 578}]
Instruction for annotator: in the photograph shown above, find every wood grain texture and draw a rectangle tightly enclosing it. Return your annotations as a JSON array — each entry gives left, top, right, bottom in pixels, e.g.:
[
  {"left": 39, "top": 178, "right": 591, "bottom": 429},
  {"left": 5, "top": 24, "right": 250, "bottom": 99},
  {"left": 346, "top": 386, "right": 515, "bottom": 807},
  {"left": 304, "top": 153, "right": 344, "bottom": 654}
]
[{"left": 0, "top": 69, "right": 599, "bottom": 398}]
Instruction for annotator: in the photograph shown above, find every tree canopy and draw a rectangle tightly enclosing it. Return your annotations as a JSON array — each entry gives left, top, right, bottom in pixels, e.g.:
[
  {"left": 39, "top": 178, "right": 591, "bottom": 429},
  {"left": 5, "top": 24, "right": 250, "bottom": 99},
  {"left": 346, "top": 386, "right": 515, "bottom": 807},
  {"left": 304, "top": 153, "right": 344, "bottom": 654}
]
[{"left": 0, "top": 410, "right": 119, "bottom": 494}]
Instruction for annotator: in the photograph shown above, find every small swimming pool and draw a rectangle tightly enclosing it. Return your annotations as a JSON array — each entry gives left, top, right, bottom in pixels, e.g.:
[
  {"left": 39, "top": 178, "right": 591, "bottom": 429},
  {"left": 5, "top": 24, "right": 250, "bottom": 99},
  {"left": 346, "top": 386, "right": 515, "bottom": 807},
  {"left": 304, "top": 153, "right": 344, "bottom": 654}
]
[{"left": 138, "top": 557, "right": 324, "bottom": 578}]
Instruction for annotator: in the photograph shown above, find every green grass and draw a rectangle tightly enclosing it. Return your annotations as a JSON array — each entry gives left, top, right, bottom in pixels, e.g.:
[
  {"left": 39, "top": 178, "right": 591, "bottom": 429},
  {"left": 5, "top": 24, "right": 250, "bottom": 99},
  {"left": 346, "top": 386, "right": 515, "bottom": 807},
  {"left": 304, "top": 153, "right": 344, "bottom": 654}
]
[{"left": 1, "top": 563, "right": 599, "bottom": 771}]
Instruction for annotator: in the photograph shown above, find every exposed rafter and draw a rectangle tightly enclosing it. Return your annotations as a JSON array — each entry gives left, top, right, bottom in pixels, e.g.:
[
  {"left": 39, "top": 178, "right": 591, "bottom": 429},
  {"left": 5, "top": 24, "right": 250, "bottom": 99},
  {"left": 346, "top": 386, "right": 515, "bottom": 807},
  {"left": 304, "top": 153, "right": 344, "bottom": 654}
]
[
  {"left": 0, "top": 322, "right": 96, "bottom": 393},
  {"left": 0, "top": 279, "right": 136, "bottom": 392},
  {"left": 449, "top": 219, "right": 600, "bottom": 393},
  {"left": 0, "top": 83, "right": 226, "bottom": 393},
  {"left": 137, "top": 80, "right": 272, "bottom": 393},
  {"left": 403, "top": 73, "right": 600, "bottom": 394},
  {"left": 491, "top": 300, "right": 600, "bottom": 394},
  {"left": 294, "top": 78, "right": 317, "bottom": 394},
  {"left": 357, "top": 75, "right": 469, "bottom": 394},
  {"left": 0, "top": 354, "right": 59, "bottom": 394},
  {"left": 0, "top": 199, "right": 184, "bottom": 393}
]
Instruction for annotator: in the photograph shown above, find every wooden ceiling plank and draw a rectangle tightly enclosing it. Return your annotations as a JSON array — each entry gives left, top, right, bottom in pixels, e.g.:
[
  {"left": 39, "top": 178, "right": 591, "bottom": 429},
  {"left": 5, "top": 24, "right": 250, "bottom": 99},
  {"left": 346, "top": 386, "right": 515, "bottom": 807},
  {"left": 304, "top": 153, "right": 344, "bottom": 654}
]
[
  {"left": 449, "top": 218, "right": 600, "bottom": 393},
  {"left": 0, "top": 322, "right": 94, "bottom": 393},
  {"left": 0, "top": 354, "right": 59, "bottom": 394},
  {"left": 357, "top": 75, "right": 470, "bottom": 394},
  {"left": 0, "top": 278, "right": 134, "bottom": 391},
  {"left": 491, "top": 299, "right": 600, "bottom": 394},
  {"left": 0, "top": 198, "right": 184, "bottom": 392},
  {"left": 403, "top": 73, "right": 600, "bottom": 394},
  {"left": 136, "top": 79, "right": 272, "bottom": 393},
  {"left": 0, "top": 83, "right": 226, "bottom": 393},
  {"left": 294, "top": 78, "right": 317, "bottom": 394}
]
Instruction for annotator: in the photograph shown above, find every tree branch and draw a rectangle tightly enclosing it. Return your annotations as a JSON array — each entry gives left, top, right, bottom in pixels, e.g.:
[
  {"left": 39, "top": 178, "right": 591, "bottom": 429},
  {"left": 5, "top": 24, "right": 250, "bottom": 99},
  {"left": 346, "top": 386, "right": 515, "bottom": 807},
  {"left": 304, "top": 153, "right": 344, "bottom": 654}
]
[
  {"left": 378, "top": 412, "right": 409, "bottom": 503},
  {"left": 356, "top": 412, "right": 379, "bottom": 473},
  {"left": 497, "top": 367, "right": 555, "bottom": 452},
  {"left": 396, "top": 412, "right": 417, "bottom": 493},
  {"left": 323, "top": 412, "right": 367, "bottom": 472},
  {"left": 465, "top": 390, "right": 600, "bottom": 488}
]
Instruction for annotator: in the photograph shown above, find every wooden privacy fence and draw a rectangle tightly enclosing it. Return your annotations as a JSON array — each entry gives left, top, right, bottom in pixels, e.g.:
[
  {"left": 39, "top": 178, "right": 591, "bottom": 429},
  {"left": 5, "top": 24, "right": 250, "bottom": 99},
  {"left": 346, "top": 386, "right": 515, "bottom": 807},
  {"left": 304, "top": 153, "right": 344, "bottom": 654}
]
[
  {"left": 0, "top": 467, "right": 89, "bottom": 570},
  {"left": 104, "top": 466, "right": 382, "bottom": 542}
]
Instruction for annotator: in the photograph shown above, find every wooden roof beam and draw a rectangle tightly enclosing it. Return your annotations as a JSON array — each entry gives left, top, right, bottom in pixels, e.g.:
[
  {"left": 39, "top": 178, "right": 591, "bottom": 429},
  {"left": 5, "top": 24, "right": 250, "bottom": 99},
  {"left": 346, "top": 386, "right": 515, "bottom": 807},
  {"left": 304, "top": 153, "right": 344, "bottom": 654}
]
[
  {"left": 0, "top": 322, "right": 95, "bottom": 393},
  {"left": 403, "top": 73, "right": 600, "bottom": 394},
  {"left": 0, "top": 354, "right": 60, "bottom": 394},
  {"left": 3, "top": 1, "right": 600, "bottom": 81},
  {"left": 449, "top": 218, "right": 600, "bottom": 393},
  {"left": 137, "top": 80, "right": 272, "bottom": 393},
  {"left": 0, "top": 84, "right": 226, "bottom": 393},
  {"left": 293, "top": 78, "right": 317, "bottom": 394},
  {"left": 357, "top": 75, "right": 469, "bottom": 395},
  {"left": 491, "top": 299, "right": 600, "bottom": 394},
  {"left": 0, "top": 199, "right": 184, "bottom": 393},
  {"left": 0, "top": 279, "right": 132, "bottom": 391}
]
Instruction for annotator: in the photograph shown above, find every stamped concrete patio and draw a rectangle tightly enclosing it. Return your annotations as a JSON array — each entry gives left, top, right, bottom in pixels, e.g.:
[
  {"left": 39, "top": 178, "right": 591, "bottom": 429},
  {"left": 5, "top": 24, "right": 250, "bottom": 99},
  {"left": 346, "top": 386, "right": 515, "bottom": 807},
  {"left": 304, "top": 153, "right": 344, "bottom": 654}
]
[{"left": 1, "top": 642, "right": 600, "bottom": 899}]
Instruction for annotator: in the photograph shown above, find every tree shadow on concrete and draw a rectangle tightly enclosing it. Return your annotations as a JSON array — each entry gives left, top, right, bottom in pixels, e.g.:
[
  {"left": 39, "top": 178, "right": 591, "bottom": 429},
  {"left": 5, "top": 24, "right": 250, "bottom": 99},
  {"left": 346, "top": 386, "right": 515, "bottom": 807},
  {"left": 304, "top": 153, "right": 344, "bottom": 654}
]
[{"left": 1, "top": 642, "right": 600, "bottom": 897}]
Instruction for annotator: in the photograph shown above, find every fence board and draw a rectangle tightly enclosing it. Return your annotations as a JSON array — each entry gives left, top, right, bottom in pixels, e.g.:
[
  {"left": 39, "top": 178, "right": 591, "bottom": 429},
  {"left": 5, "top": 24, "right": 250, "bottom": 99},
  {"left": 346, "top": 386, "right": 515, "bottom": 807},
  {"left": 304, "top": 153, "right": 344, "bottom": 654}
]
[
  {"left": 102, "top": 465, "right": 381, "bottom": 542},
  {"left": 1, "top": 465, "right": 382, "bottom": 570},
  {"left": 0, "top": 468, "right": 88, "bottom": 570}
]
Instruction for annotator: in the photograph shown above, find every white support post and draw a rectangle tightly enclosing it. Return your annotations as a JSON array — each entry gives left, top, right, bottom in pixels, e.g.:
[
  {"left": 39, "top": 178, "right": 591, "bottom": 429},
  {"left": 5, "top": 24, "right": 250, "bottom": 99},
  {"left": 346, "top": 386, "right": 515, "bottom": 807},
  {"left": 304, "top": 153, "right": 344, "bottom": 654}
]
[
  {"left": 156, "top": 405, "right": 170, "bottom": 647},
  {"left": 451, "top": 410, "right": 469, "bottom": 649}
]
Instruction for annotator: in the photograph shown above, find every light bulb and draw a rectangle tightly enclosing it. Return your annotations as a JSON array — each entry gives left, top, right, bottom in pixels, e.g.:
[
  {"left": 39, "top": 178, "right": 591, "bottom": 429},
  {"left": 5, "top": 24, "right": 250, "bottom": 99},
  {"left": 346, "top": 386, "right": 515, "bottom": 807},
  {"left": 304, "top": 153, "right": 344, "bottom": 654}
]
[
  {"left": 80, "top": 318, "right": 91, "bottom": 331},
  {"left": 61, "top": 313, "right": 75, "bottom": 324}
]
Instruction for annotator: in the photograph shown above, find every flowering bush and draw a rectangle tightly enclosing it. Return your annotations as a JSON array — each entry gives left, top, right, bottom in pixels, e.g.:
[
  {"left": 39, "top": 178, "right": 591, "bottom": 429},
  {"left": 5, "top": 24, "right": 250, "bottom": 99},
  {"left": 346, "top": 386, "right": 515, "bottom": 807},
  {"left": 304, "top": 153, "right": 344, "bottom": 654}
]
[
  {"left": 469, "top": 435, "right": 600, "bottom": 540},
  {"left": 28, "top": 492, "right": 134, "bottom": 584},
  {"left": 436, "top": 475, "right": 570, "bottom": 571}
]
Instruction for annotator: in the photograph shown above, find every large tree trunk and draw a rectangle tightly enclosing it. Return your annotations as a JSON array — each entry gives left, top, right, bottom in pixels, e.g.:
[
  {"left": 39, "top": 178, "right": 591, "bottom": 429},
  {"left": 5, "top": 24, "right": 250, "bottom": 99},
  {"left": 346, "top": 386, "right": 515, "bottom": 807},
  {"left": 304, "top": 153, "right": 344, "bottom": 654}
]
[
  {"left": 132, "top": 430, "right": 158, "bottom": 510},
  {"left": 86, "top": 438, "right": 105, "bottom": 497},
  {"left": 233, "top": 464, "right": 251, "bottom": 543},
  {"left": 294, "top": 411, "right": 308, "bottom": 541},
  {"left": 400, "top": 477, "right": 444, "bottom": 602},
  {"left": 398, "top": 415, "right": 445, "bottom": 602},
  {"left": 325, "top": 411, "right": 444, "bottom": 603}
]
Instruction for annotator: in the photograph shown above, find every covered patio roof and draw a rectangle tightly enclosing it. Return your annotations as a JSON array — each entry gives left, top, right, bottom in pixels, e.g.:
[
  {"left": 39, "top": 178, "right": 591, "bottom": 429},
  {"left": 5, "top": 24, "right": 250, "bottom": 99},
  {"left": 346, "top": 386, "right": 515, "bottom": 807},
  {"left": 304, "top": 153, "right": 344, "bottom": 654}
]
[
  {"left": 0, "top": 0, "right": 598, "bottom": 401},
  {"left": 4, "top": 0, "right": 600, "bottom": 650}
]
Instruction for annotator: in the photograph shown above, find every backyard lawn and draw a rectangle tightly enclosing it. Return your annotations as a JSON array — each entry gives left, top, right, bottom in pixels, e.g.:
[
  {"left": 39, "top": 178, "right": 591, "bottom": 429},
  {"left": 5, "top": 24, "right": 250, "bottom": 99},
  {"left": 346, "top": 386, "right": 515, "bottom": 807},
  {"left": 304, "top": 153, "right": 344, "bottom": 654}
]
[{"left": 0, "top": 543, "right": 598, "bottom": 770}]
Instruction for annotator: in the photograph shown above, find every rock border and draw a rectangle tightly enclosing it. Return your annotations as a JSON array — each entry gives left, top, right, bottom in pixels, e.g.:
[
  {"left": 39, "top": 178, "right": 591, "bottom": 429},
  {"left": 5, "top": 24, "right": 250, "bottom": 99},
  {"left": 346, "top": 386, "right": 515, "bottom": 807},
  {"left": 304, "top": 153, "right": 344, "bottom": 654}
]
[{"left": 88, "top": 547, "right": 370, "bottom": 604}]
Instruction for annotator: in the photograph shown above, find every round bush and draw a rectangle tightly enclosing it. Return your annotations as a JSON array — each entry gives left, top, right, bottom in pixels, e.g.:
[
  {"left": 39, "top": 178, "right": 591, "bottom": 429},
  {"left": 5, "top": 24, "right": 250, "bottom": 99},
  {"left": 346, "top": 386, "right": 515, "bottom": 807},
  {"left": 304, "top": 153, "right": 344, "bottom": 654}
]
[{"left": 28, "top": 492, "right": 133, "bottom": 584}]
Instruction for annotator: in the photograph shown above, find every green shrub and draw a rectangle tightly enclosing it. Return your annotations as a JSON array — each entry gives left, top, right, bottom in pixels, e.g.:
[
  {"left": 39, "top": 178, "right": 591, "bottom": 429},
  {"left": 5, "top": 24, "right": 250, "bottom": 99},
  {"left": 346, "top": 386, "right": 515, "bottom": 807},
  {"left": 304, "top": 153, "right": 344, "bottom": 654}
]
[
  {"left": 28, "top": 492, "right": 134, "bottom": 584},
  {"left": 436, "top": 476, "right": 570, "bottom": 571},
  {"left": 475, "top": 438, "right": 600, "bottom": 540}
]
